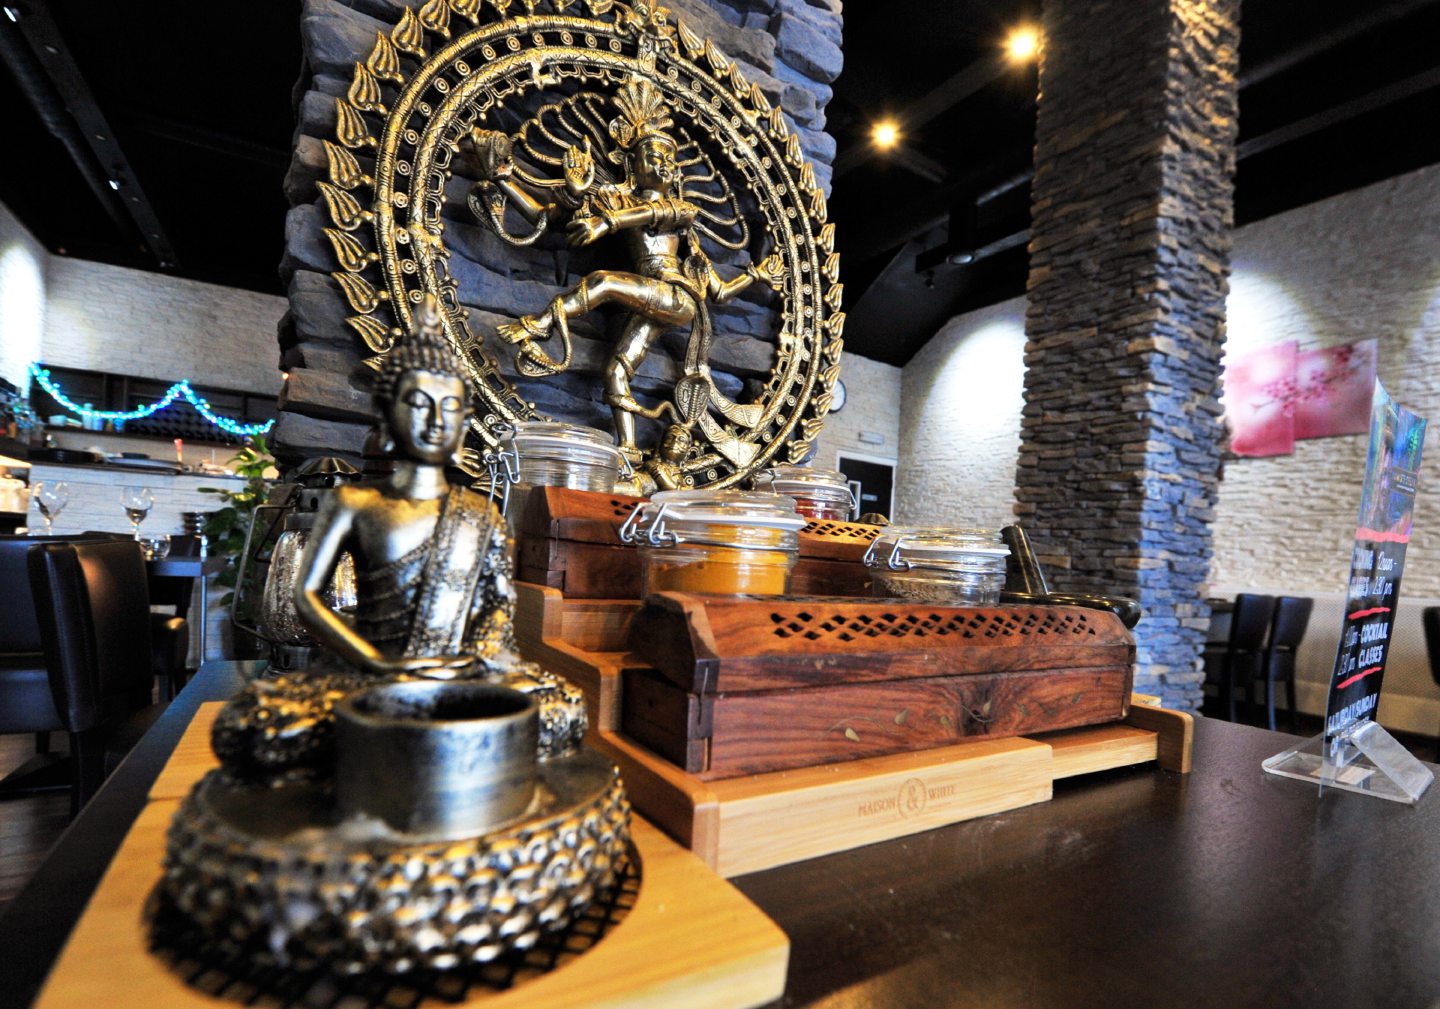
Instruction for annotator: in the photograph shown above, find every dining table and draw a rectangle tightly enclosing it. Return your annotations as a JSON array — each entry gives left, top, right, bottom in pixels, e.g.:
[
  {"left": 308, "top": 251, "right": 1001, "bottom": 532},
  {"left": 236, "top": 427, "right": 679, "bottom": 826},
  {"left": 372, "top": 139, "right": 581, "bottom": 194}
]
[{"left": 3, "top": 660, "right": 1438, "bottom": 1009}]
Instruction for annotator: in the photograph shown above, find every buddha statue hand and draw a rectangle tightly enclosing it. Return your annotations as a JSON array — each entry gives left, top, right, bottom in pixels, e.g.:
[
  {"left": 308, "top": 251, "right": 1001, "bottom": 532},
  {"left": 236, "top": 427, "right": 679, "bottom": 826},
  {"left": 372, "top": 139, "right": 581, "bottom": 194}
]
[{"left": 489, "top": 661, "right": 588, "bottom": 758}]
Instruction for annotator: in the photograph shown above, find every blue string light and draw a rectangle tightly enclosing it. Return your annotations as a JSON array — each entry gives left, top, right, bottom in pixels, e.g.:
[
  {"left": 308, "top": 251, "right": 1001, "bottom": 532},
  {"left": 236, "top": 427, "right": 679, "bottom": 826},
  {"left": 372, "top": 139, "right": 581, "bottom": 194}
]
[{"left": 28, "top": 364, "right": 274, "bottom": 437}]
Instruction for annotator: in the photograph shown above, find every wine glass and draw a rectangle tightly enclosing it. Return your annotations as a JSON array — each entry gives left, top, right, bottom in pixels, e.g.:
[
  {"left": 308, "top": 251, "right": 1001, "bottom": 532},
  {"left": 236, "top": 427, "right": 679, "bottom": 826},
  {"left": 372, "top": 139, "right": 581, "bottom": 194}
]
[
  {"left": 32, "top": 481, "right": 68, "bottom": 535},
  {"left": 121, "top": 486, "right": 155, "bottom": 540}
]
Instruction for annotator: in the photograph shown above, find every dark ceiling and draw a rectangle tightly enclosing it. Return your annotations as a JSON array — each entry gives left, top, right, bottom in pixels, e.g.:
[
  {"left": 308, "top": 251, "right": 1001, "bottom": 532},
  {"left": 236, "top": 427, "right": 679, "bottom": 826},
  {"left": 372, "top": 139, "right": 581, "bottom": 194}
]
[{"left": 3, "top": 0, "right": 1439, "bottom": 366}]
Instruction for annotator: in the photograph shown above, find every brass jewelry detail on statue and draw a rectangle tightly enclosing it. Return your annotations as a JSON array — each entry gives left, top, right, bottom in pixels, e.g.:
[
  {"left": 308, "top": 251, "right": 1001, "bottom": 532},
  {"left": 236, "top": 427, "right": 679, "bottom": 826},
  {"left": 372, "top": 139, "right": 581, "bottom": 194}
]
[{"left": 321, "top": 0, "right": 843, "bottom": 489}]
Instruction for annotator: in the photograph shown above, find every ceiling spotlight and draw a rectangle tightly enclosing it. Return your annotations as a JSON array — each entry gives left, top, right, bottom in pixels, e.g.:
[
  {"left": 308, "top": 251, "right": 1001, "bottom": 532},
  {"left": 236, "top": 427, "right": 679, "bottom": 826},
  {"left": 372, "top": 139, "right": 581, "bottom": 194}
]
[
  {"left": 870, "top": 120, "right": 900, "bottom": 151},
  {"left": 3, "top": 7, "right": 20, "bottom": 22},
  {"left": 947, "top": 251, "right": 975, "bottom": 266},
  {"left": 1005, "top": 26, "right": 1040, "bottom": 63},
  {"left": 108, "top": 179, "right": 120, "bottom": 190}
]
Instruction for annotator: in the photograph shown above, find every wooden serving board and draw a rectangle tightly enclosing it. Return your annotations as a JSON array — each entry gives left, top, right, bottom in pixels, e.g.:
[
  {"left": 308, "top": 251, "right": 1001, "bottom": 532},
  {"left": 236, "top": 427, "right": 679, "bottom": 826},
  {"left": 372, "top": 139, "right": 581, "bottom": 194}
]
[
  {"left": 34, "top": 703, "right": 789, "bottom": 1009},
  {"left": 515, "top": 582, "right": 644, "bottom": 732},
  {"left": 593, "top": 700, "right": 1193, "bottom": 878}
]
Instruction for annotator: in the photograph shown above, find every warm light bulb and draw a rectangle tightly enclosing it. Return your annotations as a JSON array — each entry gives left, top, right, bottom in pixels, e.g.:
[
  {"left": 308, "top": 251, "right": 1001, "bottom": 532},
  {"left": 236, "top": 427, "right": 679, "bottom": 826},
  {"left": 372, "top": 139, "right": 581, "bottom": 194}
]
[
  {"left": 1005, "top": 26, "right": 1040, "bottom": 63},
  {"left": 870, "top": 120, "right": 900, "bottom": 150}
]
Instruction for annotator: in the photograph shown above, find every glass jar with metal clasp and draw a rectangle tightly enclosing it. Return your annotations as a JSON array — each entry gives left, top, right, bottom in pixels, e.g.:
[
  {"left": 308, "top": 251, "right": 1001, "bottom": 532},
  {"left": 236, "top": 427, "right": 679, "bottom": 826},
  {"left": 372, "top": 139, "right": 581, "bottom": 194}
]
[
  {"left": 864, "top": 527, "right": 1011, "bottom": 605},
  {"left": 752, "top": 465, "right": 858, "bottom": 521},
  {"left": 619, "top": 489, "right": 806, "bottom": 597},
  {"left": 487, "top": 421, "right": 632, "bottom": 516}
]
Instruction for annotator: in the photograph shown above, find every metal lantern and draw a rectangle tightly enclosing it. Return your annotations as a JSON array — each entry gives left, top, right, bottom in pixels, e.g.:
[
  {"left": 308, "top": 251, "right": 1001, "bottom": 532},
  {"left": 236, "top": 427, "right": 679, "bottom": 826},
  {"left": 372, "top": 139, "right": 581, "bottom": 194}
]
[{"left": 232, "top": 457, "right": 359, "bottom": 670}]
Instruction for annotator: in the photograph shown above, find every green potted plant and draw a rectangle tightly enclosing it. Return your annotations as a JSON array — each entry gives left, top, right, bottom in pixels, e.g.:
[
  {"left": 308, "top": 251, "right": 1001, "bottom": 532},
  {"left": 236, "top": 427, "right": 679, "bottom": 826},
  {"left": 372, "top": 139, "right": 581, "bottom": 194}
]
[{"left": 200, "top": 434, "right": 275, "bottom": 660}]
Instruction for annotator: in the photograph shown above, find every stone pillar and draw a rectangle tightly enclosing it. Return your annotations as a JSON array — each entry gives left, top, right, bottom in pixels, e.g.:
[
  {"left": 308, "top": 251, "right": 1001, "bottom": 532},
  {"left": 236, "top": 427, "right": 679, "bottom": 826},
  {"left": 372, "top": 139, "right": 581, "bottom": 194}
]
[
  {"left": 1015, "top": 0, "right": 1239, "bottom": 709},
  {"left": 274, "top": 0, "right": 842, "bottom": 466}
]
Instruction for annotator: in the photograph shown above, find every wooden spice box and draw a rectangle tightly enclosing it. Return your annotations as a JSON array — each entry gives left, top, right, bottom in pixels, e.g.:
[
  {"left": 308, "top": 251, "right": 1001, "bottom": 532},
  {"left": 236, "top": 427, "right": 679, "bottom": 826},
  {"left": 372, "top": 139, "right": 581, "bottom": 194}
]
[
  {"left": 512, "top": 486, "right": 881, "bottom": 602},
  {"left": 514, "top": 580, "right": 1191, "bottom": 877},
  {"left": 623, "top": 592, "right": 1135, "bottom": 778},
  {"left": 513, "top": 487, "right": 647, "bottom": 599}
]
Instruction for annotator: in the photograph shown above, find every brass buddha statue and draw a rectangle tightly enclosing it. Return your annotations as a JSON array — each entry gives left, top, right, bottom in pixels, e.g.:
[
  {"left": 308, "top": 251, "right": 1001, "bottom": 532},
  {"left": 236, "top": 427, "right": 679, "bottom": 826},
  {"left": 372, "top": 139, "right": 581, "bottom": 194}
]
[
  {"left": 158, "top": 296, "right": 626, "bottom": 977},
  {"left": 212, "top": 294, "right": 585, "bottom": 777}
]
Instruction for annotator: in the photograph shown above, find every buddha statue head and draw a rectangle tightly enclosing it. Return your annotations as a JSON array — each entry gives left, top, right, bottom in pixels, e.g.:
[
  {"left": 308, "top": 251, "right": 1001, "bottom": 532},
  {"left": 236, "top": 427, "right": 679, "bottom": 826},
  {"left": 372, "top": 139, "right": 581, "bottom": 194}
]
[{"left": 373, "top": 294, "right": 473, "bottom": 466}]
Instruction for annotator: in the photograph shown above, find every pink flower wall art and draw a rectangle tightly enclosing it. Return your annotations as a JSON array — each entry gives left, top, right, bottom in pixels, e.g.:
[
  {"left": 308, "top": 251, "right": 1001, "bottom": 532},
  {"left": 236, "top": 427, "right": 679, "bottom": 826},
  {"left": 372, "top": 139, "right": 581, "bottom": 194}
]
[
  {"left": 1293, "top": 338, "right": 1378, "bottom": 440},
  {"left": 1225, "top": 340, "right": 1297, "bottom": 458}
]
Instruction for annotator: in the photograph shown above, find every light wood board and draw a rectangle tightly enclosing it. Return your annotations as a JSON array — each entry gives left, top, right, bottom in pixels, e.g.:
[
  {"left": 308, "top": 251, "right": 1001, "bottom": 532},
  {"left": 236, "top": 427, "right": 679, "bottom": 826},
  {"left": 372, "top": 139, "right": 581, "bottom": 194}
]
[
  {"left": 1041, "top": 723, "right": 1159, "bottom": 780},
  {"left": 516, "top": 582, "right": 638, "bottom": 732},
  {"left": 148, "top": 702, "right": 222, "bottom": 800},
  {"left": 36, "top": 705, "right": 789, "bottom": 1009},
  {"left": 514, "top": 582, "right": 1195, "bottom": 877},
  {"left": 597, "top": 730, "right": 1053, "bottom": 877}
]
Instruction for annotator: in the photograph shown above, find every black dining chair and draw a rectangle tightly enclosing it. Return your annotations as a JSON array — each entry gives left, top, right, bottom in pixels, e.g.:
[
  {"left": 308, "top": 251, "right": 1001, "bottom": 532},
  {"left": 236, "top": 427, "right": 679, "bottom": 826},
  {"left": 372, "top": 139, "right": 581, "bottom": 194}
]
[
  {"left": 1220, "top": 593, "right": 1277, "bottom": 724},
  {"left": 1423, "top": 608, "right": 1440, "bottom": 757},
  {"left": 0, "top": 533, "right": 113, "bottom": 794},
  {"left": 27, "top": 539, "right": 188, "bottom": 816},
  {"left": 1260, "top": 596, "right": 1313, "bottom": 732}
]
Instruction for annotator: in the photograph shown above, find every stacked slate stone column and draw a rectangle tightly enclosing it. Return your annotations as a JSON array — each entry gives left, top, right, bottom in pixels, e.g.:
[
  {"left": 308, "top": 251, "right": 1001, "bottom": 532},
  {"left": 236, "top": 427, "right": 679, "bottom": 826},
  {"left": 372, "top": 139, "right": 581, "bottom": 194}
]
[
  {"left": 274, "top": 0, "right": 842, "bottom": 464},
  {"left": 1015, "top": 0, "right": 1238, "bottom": 709}
]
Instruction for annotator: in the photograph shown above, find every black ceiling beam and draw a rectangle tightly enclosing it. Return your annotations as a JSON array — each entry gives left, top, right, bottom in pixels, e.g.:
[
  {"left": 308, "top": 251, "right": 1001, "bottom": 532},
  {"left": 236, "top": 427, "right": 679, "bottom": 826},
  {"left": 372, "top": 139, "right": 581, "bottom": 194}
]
[
  {"left": 4, "top": 1, "right": 177, "bottom": 267},
  {"left": 1237, "top": 65, "right": 1440, "bottom": 160},
  {"left": 0, "top": 14, "right": 133, "bottom": 240},
  {"left": 833, "top": 54, "right": 1009, "bottom": 180},
  {"left": 119, "top": 107, "right": 291, "bottom": 171},
  {"left": 883, "top": 13, "right": 1440, "bottom": 282},
  {"left": 845, "top": 147, "right": 1033, "bottom": 261},
  {"left": 911, "top": 69, "right": 1440, "bottom": 277},
  {"left": 1240, "top": 0, "right": 1440, "bottom": 88},
  {"left": 915, "top": 228, "right": 1029, "bottom": 274}
]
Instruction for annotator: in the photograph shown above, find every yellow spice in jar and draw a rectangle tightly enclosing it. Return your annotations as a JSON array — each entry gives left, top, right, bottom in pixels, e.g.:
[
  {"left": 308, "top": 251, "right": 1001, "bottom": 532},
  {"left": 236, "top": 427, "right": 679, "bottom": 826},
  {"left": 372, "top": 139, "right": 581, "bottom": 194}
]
[{"left": 645, "top": 545, "right": 793, "bottom": 595}]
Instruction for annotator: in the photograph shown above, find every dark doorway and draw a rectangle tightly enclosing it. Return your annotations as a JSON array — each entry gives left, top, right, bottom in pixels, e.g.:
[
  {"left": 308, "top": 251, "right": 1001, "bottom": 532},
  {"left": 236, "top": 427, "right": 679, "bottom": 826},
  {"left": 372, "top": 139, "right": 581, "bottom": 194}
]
[{"left": 837, "top": 454, "right": 896, "bottom": 521}]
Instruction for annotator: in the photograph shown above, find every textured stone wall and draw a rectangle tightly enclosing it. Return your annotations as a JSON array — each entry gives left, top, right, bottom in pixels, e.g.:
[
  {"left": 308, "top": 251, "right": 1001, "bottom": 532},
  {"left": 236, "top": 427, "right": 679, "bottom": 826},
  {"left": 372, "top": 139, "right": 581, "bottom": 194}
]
[
  {"left": 43, "top": 257, "right": 285, "bottom": 395},
  {"left": 896, "top": 164, "right": 1440, "bottom": 731},
  {"left": 0, "top": 200, "right": 48, "bottom": 393},
  {"left": 896, "top": 296, "right": 1025, "bottom": 528},
  {"left": 1017, "top": 0, "right": 1239, "bottom": 709},
  {"left": 811, "top": 350, "right": 901, "bottom": 472},
  {"left": 1212, "top": 163, "right": 1440, "bottom": 597},
  {"left": 276, "top": 0, "right": 843, "bottom": 465},
  {"left": 1, "top": 197, "right": 283, "bottom": 398}
]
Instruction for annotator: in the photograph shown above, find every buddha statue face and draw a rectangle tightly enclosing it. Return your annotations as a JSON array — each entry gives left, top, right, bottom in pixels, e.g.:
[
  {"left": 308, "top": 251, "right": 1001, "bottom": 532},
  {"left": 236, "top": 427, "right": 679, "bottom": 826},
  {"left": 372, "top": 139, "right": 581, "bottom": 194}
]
[{"left": 389, "top": 369, "right": 467, "bottom": 466}]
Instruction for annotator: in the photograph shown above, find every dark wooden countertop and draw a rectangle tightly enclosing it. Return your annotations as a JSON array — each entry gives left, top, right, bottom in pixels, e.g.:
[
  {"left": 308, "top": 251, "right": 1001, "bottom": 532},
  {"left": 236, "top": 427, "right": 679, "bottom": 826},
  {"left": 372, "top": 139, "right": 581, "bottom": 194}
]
[{"left": 3, "top": 662, "right": 1437, "bottom": 1009}]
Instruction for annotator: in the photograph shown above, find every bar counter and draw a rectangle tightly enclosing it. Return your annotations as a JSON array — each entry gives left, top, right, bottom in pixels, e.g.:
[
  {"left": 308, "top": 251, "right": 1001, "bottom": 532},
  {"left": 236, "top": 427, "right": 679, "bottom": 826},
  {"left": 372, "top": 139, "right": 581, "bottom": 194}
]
[{"left": 3, "top": 662, "right": 1437, "bottom": 1009}]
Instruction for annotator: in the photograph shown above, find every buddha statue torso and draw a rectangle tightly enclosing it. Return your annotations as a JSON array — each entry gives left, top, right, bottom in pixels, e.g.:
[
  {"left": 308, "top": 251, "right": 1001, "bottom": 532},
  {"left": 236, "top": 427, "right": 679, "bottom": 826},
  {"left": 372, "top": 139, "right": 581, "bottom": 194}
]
[{"left": 210, "top": 295, "right": 582, "bottom": 779}]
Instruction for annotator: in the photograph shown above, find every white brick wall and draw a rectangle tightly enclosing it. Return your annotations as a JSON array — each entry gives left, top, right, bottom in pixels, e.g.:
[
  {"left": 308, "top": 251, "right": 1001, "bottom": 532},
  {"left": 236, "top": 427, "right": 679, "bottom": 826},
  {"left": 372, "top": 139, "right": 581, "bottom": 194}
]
[
  {"left": 0, "top": 201, "right": 48, "bottom": 392},
  {"left": 1, "top": 197, "right": 285, "bottom": 403},
  {"left": 26, "top": 462, "right": 244, "bottom": 661},
  {"left": 895, "top": 297, "right": 1027, "bottom": 529},
  {"left": 42, "top": 256, "right": 285, "bottom": 395},
  {"left": 897, "top": 164, "right": 1440, "bottom": 733},
  {"left": 812, "top": 351, "right": 903, "bottom": 480},
  {"left": 1211, "top": 163, "right": 1440, "bottom": 598}
]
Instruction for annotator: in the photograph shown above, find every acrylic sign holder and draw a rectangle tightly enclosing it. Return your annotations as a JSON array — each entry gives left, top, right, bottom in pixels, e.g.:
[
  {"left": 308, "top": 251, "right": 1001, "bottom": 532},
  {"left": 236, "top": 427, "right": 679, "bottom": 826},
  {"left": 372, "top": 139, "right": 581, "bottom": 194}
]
[{"left": 1262, "top": 718, "right": 1434, "bottom": 805}]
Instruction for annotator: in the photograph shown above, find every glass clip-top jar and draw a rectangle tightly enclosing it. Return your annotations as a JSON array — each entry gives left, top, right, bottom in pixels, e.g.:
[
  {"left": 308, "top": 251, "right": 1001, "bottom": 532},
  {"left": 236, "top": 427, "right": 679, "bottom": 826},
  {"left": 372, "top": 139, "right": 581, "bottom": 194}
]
[
  {"left": 487, "top": 420, "right": 632, "bottom": 515},
  {"left": 619, "top": 489, "right": 806, "bottom": 596},
  {"left": 753, "top": 465, "right": 858, "bottom": 521},
  {"left": 864, "top": 527, "right": 1011, "bottom": 605}
]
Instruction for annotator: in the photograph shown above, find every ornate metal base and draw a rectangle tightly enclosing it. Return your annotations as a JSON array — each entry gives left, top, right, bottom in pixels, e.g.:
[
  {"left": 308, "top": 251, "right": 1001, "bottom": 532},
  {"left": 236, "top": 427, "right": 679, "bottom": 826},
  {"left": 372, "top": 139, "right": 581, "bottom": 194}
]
[
  {"left": 156, "top": 749, "right": 630, "bottom": 975},
  {"left": 211, "top": 659, "right": 587, "bottom": 778}
]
